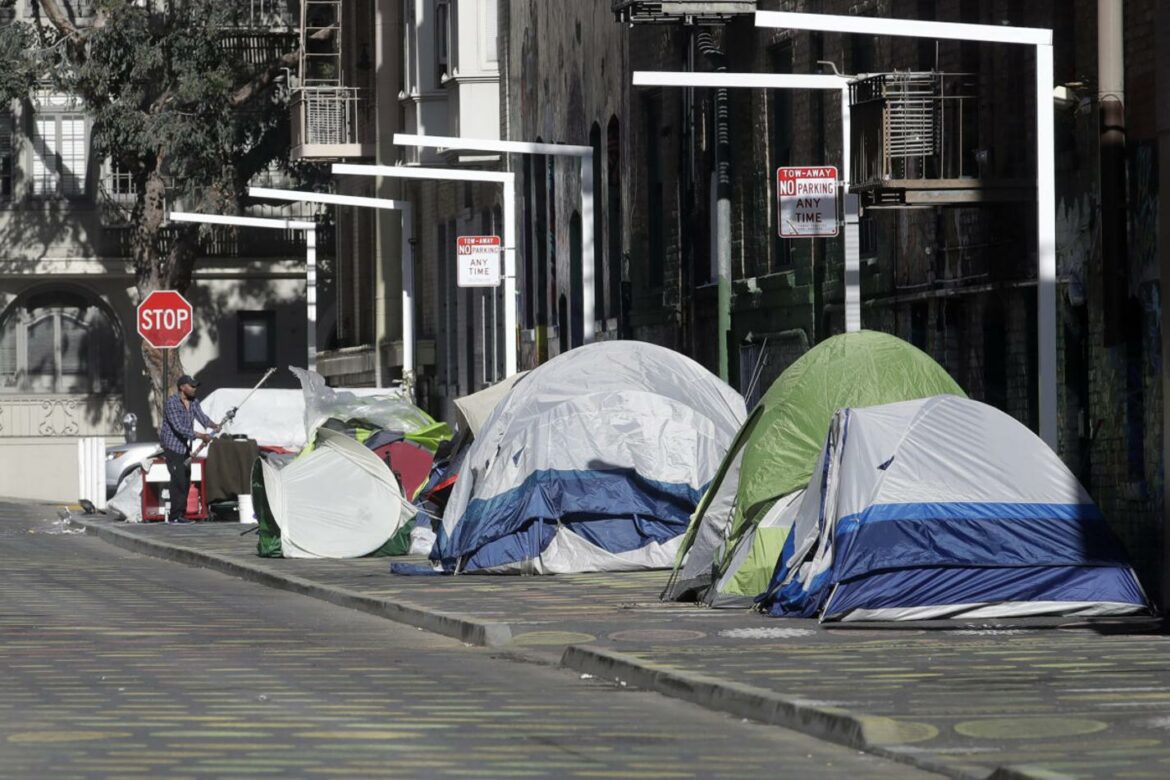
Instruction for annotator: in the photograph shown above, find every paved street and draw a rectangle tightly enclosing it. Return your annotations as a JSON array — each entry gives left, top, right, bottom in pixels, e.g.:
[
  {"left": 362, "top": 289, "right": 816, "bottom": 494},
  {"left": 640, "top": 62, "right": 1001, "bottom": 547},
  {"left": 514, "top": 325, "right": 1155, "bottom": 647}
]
[
  {"left": 62, "top": 510, "right": 1170, "bottom": 779},
  {"left": 0, "top": 502, "right": 934, "bottom": 779}
]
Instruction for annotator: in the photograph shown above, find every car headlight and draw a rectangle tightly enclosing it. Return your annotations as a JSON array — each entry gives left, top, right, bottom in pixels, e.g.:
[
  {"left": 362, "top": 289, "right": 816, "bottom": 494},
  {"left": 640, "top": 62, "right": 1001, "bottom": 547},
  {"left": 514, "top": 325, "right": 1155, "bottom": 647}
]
[{"left": 106, "top": 451, "right": 126, "bottom": 462}]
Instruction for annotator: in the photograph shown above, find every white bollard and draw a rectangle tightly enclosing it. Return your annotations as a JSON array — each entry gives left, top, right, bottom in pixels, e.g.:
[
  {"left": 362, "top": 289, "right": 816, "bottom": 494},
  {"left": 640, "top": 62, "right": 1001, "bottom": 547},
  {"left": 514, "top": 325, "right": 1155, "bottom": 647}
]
[{"left": 77, "top": 437, "right": 107, "bottom": 511}]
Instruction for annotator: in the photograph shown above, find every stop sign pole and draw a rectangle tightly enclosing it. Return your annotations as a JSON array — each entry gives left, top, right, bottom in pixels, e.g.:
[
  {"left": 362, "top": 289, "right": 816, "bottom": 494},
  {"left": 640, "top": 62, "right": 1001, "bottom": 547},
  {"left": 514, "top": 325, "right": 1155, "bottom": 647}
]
[
  {"left": 137, "top": 289, "right": 195, "bottom": 436},
  {"left": 169, "top": 212, "right": 318, "bottom": 371}
]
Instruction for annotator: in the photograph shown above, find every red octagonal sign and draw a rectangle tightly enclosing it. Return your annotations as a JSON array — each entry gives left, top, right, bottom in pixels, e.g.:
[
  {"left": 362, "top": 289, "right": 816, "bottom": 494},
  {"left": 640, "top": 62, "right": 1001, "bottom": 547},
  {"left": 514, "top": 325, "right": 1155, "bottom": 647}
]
[{"left": 137, "top": 290, "right": 193, "bottom": 349}]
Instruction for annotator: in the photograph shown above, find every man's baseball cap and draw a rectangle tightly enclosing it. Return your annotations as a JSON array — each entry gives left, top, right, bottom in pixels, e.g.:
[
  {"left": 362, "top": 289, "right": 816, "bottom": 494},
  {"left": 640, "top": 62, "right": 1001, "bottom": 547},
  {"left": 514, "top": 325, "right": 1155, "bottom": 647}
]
[{"left": 176, "top": 375, "right": 200, "bottom": 388}]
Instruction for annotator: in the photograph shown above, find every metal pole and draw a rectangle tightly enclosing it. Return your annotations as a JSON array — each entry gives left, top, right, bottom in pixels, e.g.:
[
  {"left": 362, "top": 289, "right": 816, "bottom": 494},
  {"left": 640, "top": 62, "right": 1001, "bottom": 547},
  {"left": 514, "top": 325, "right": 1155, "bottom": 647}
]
[
  {"left": 332, "top": 165, "right": 519, "bottom": 377},
  {"left": 1036, "top": 43, "right": 1058, "bottom": 448},
  {"left": 161, "top": 347, "right": 167, "bottom": 438},
  {"left": 844, "top": 194, "right": 861, "bottom": 332},
  {"left": 246, "top": 188, "right": 413, "bottom": 390},
  {"left": 1099, "top": 0, "right": 1127, "bottom": 345},
  {"left": 581, "top": 152, "right": 596, "bottom": 343},
  {"left": 306, "top": 226, "right": 318, "bottom": 372},
  {"left": 840, "top": 88, "right": 860, "bottom": 333},
  {"left": 401, "top": 203, "right": 415, "bottom": 392},
  {"left": 503, "top": 174, "right": 518, "bottom": 376}
]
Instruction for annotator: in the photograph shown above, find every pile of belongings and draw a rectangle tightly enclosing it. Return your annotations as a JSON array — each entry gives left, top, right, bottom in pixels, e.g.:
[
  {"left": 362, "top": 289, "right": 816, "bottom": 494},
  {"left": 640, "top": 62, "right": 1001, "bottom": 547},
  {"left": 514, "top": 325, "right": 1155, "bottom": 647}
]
[{"left": 253, "top": 368, "right": 451, "bottom": 559}]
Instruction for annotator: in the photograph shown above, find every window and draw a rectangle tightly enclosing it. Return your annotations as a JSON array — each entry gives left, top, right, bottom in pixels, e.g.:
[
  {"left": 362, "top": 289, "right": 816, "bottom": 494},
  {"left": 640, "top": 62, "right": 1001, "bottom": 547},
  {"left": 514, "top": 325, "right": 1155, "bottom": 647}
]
[
  {"left": 31, "top": 93, "right": 88, "bottom": 198},
  {"left": 26, "top": 0, "right": 96, "bottom": 17},
  {"left": 435, "top": 0, "right": 451, "bottom": 82},
  {"left": 103, "top": 159, "right": 138, "bottom": 208},
  {"left": 606, "top": 117, "right": 622, "bottom": 323},
  {"left": 0, "top": 111, "right": 13, "bottom": 201},
  {"left": 237, "top": 311, "right": 276, "bottom": 370},
  {"left": 859, "top": 215, "right": 878, "bottom": 259},
  {"left": 0, "top": 290, "right": 121, "bottom": 394},
  {"left": 643, "top": 93, "right": 665, "bottom": 289}
]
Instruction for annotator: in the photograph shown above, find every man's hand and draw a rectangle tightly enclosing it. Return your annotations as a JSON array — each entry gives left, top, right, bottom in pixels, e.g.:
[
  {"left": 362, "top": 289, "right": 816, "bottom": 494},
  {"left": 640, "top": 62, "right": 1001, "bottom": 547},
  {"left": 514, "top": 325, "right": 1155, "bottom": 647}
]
[{"left": 212, "top": 423, "right": 222, "bottom": 432}]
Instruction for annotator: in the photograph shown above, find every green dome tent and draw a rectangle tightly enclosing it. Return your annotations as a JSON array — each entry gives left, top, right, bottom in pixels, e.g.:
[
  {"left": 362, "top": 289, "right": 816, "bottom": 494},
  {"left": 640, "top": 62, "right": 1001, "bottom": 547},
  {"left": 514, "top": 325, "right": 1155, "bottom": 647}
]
[{"left": 664, "top": 330, "right": 965, "bottom": 606}]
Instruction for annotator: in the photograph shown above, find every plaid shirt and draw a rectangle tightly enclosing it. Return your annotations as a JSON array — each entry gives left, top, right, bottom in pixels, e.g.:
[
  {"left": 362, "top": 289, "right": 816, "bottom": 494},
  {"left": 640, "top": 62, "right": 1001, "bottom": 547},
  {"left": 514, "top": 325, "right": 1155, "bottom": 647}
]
[{"left": 161, "top": 393, "right": 214, "bottom": 455}]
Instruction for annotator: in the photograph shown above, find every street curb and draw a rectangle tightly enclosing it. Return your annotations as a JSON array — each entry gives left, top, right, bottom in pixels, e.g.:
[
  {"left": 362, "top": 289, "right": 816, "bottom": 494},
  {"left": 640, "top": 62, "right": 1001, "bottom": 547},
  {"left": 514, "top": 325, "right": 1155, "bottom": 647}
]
[
  {"left": 560, "top": 644, "right": 1074, "bottom": 780},
  {"left": 74, "top": 519, "right": 514, "bottom": 648},
  {"left": 74, "top": 517, "right": 1075, "bottom": 780}
]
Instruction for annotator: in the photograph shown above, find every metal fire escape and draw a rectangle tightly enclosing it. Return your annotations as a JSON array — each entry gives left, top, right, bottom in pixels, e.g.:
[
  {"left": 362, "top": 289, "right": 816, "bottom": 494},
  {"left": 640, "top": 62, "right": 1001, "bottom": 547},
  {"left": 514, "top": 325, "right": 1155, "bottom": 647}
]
[
  {"left": 611, "top": 0, "right": 756, "bottom": 24},
  {"left": 849, "top": 71, "right": 1032, "bottom": 207},
  {"left": 290, "top": 0, "right": 374, "bottom": 160}
]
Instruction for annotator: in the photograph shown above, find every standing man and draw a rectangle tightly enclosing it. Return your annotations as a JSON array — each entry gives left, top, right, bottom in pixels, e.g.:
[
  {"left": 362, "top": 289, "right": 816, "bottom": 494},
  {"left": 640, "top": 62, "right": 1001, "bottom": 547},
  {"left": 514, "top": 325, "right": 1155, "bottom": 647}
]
[{"left": 161, "top": 375, "right": 220, "bottom": 523}]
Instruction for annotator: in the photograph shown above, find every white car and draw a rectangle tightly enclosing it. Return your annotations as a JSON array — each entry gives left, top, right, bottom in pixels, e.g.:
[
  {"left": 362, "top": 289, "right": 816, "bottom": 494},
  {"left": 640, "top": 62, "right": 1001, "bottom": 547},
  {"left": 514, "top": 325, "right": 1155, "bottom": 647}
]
[{"left": 105, "top": 441, "right": 161, "bottom": 498}]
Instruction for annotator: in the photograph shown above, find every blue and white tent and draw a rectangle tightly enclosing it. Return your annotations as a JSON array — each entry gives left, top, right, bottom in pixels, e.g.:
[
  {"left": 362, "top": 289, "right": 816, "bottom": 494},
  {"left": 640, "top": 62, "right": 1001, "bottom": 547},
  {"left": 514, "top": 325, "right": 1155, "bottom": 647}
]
[
  {"left": 433, "top": 341, "right": 747, "bottom": 574},
  {"left": 761, "top": 396, "right": 1151, "bottom": 621}
]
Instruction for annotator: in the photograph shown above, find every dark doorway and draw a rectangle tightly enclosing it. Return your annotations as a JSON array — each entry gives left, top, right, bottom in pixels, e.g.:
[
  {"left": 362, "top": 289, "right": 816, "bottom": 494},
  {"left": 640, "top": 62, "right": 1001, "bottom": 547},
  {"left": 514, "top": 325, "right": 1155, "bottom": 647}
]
[{"left": 570, "top": 211, "right": 583, "bottom": 348}]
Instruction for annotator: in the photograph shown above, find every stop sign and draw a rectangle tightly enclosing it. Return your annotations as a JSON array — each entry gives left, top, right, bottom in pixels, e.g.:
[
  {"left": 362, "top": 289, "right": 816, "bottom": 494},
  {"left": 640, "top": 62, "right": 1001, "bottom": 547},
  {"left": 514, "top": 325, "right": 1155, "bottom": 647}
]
[{"left": 137, "top": 290, "right": 194, "bottom": 349}]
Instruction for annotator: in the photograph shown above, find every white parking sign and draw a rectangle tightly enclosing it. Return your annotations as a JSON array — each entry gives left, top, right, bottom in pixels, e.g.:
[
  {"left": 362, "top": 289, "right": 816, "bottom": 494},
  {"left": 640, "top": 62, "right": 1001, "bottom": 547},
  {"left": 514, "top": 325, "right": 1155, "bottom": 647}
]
[
  {"left": 457, "top": 235, "right": 502, "bottom": 287},
  {"left": 777, "top": 166, "right": 839, "bottom": 238}
]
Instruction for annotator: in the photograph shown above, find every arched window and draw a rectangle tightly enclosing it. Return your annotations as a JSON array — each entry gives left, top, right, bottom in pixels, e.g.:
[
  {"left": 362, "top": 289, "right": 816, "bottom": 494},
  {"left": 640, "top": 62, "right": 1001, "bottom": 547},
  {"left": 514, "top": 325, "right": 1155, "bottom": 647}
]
[
  {"left": 0, "top": 289, "right": 121, "bottom": 394},
  {"left": 589, "top": 122, "right": 603, "bottom": 325}
]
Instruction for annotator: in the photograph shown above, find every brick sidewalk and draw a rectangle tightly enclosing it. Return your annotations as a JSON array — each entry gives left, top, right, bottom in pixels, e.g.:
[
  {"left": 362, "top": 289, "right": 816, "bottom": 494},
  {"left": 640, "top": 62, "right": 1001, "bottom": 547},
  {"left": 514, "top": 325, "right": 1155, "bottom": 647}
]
[{"left": 77, "top": 516, "right": 1169, "bottom": 780}]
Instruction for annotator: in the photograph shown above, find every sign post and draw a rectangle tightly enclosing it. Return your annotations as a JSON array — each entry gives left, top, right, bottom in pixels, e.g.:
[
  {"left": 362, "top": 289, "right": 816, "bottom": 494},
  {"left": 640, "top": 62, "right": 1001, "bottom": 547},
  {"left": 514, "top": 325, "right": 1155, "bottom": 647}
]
[{"left": 457, "top": 236, "right": 502, "bottom": 288}]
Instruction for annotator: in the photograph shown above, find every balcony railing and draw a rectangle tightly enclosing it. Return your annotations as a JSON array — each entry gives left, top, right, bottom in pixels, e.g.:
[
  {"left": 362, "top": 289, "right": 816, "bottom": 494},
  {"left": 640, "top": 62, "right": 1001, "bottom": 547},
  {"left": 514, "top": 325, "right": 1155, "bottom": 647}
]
[
  {"left": 847, "top": 71, "right": 1032, "bottom": 206},
  {"left": 290, "top": 87, "right": 375, "bottom": 160},
  {"left": 850, "top": 71, "right": 979, "bottom": 187},
  {"left": 100, "top": 223, "right": 335, "bottom": 260}
]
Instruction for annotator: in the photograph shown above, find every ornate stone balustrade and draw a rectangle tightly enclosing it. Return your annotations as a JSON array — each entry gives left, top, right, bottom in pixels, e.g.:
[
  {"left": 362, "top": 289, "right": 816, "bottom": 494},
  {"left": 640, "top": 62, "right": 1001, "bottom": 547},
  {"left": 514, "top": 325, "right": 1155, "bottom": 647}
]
[{"left": 0, "top": 395, "right": 125, "bottom": 438}]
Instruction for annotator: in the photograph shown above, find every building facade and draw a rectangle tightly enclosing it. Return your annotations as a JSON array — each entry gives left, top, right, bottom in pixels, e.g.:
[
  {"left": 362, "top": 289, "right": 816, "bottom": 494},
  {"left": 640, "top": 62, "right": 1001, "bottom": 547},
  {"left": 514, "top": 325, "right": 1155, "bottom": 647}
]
[
  {"left": 301, "top": 1, "right": 1167, "bottom": 595},
  {"left": 0, "top": 0, "right": 314, "bottom": 501}
]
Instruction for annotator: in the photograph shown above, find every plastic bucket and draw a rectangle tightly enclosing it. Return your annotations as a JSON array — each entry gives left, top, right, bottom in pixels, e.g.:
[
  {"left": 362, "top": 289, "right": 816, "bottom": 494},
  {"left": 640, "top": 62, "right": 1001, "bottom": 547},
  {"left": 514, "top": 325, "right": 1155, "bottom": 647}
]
[{"left": 238, "top": 493, "right": 258, "bottom": 524}]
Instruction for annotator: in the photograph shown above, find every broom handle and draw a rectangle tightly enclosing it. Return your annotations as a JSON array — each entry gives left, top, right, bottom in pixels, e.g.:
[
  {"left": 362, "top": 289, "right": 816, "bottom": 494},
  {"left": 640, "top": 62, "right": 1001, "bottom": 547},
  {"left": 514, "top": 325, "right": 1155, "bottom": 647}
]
[{"left": 186, "top": 367, "right": 278, "bottom": 464}]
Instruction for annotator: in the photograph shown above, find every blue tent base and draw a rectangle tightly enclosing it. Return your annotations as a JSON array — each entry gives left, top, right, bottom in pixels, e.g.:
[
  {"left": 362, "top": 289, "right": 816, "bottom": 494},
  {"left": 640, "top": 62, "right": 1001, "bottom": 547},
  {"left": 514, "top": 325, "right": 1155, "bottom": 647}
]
[
  {"left": 776, "top": 564, "right": 1151, "bottom": 622},
  {"left": 439, "top": 513, "right": 686, "bottom": 574}
]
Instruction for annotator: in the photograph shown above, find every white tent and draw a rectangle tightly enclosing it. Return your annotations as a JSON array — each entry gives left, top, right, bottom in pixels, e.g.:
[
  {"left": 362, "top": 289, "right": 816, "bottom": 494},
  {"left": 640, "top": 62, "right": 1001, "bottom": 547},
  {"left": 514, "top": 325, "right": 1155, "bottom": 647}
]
[
  {"left": 762, "top": 396, "right": 1151, "bottom": 622},
  {"left": 261, "top": 428, "right": 414, "bottom": 558},
  {"left": 434, "top": 341, "right": 747, "bottom": 574}
]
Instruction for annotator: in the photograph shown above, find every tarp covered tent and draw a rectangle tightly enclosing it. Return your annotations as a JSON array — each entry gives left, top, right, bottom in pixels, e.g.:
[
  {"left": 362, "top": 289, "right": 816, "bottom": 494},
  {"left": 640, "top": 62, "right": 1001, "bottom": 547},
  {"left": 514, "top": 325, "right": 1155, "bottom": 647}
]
[
  {"left": 453, "top": 372, "right": 529, "bottom": 437},
  {"left": 433, "top": 341, "right": 747, "bottom": 574},
  {"left": 666, "top": 331, "right": 964, "bottom": 606},
  {"left": 761, "top": 396, "right": 1151, "bottom": 621},
  {"left": 253, "top": 370, "right": 451, "bottom": 558},
  {"left": 200, "top": 385, "right": 403, "bottom": 451},
  {"left": 257, "top": 428, "right": 415, "bottom": 559}
]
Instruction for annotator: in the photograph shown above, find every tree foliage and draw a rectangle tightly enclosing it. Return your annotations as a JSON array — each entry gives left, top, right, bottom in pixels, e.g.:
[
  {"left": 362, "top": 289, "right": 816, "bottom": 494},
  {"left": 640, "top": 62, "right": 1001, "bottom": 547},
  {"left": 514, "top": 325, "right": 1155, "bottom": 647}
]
[{"left": 0, "top": 0, "right": 309, "bottom": 393}]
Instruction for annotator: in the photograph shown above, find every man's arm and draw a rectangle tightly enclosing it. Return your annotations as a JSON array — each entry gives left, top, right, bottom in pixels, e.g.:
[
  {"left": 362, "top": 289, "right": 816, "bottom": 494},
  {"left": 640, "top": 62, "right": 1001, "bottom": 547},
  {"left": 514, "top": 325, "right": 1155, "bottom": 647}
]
[
  {"left": 163, "top": 396, "right": 195, "bottom": 439},
  {"left": 193, "top": 401, "right": 220, "bottom": 432}
]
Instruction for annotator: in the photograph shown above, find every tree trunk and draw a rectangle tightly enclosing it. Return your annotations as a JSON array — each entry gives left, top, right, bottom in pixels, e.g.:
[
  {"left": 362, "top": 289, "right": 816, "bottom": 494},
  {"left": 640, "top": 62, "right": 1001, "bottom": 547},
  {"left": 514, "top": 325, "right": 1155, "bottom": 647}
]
[{"left": 134, "top": 160, "right": 198, "bottom": 431}]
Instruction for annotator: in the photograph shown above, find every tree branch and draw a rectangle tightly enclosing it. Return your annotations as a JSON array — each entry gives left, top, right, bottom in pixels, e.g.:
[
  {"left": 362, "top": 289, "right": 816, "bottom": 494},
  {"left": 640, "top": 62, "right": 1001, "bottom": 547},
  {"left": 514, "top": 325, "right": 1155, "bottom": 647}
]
[
  {"left": 35, "top": 0, "right": 85, "bottom": 46},
  {"left": 228, "top": 26, "right": 334, "bottom": 109},
  {"left": 228, "top": 47, "right": 299, "bottom": 108}
]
